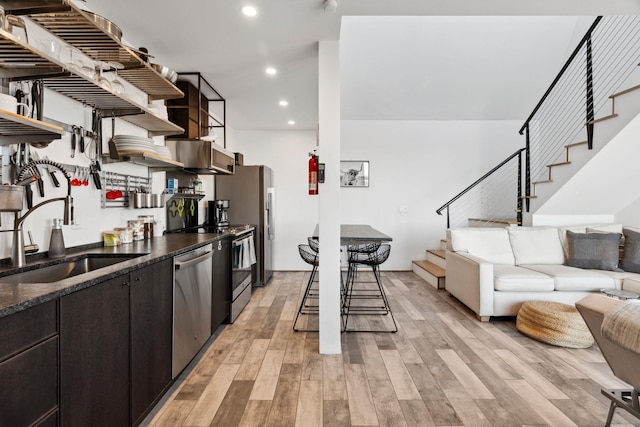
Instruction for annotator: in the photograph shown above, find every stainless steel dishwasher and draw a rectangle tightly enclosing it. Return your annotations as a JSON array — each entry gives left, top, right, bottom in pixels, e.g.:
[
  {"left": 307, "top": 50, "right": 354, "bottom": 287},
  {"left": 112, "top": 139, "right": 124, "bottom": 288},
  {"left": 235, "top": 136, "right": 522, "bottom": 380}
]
[{"left": 173, "top": 243, "right": 213, "bottom": 378}]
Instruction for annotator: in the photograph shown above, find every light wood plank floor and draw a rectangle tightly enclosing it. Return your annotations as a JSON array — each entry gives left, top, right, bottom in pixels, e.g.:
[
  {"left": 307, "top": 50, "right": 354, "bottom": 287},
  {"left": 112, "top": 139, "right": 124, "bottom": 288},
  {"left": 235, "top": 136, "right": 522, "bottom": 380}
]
[{"left": 143, "top": 271, "right": 640, "bottom": 427}]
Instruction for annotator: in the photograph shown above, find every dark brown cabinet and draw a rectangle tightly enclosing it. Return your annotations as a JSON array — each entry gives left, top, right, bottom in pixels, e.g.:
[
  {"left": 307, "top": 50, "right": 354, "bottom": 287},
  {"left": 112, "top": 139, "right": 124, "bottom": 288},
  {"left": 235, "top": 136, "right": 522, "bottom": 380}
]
[
  {"left": 59, "top": 259, "right": 174, "bottom": 427},
  {"left": 212, "top": 237, "right": 231, "bottom": 331},
  {"left": 167, "top": 80, "right": 210, "bottom": 139},
  {"left": 0, "top": 300, "right": 58, "bottom": 427},
  {"left": 60, "top": 274, "right": 131, "bottom": 427},
  {"left": 130, "top": 259, "right": 173, "bottom": 425}
]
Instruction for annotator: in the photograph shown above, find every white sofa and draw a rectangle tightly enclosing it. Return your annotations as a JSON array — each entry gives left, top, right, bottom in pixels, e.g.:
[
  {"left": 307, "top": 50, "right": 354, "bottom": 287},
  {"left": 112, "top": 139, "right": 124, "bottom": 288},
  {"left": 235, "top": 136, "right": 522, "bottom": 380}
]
[{"left": 445, "top": 224, "right": 640, "bottom": 321}]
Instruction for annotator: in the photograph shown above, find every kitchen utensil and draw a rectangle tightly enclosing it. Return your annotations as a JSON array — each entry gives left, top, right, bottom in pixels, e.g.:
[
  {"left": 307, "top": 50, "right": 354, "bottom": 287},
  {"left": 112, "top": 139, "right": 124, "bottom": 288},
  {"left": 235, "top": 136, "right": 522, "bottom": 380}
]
[
  {"left": 70, "top": 125, "right": 77, "bottom": 158},
  {"left": 78, "top": 126, "right": 85, "bottom": 153},
  {"left": 71, "top": 168, "right": 81, "bottom": 186},
  {"left": 0, "top": 185, "right": 24, "bottom": 211},
  {"left": 81, "top": 10, "right": 122, "bottom": 42},
  {"left": 82, "top": 169, "right": 89, "bottom": 186},
  {"left": 152, "top": 193, "right": 164, "bottom": 208},
  {"left": 44, "top": 156, "right": 60, "bottom": 187},
  {"left": 32, "top": 80, "right": 42, "bottom": 120},
  {"left": 29, "top": 155, "right": 44, "bottom": 197},
  {"left": 24, "top": 231, "right": 39, "bottom": 254},
  {"left": 90, "top": 162, "right": 101, "bottom": 189},
  {"left": 108, "top": 117, "right": 118, "bottom": 159},
  {"left": 0, "top": 93, "right": 30, "bottom": 116},
  {"left": 131, "top": 191, "right": 144, "bottom": 208}
]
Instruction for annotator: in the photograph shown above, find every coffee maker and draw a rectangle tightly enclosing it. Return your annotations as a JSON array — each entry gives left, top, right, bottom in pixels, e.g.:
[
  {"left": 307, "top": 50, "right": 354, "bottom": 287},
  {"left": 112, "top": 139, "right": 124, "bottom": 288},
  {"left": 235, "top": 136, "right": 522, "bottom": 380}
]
[{"left": 209, "top": 200, "right": 229, "bottom": 231}]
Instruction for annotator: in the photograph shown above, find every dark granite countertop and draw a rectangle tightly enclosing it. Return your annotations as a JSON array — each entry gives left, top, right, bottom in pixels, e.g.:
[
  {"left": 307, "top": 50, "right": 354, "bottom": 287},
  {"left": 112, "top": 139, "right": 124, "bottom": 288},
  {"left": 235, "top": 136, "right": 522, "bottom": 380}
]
[{"left": 0, "top": 229, "right": 245, "bottom": 318}]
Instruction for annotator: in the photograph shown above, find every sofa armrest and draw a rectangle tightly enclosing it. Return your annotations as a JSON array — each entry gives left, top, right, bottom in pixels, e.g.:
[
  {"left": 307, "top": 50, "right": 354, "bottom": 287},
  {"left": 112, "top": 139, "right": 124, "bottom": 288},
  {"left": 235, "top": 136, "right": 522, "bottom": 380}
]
[{"left": 445, "top": 251, "right": 495, "bottom": 319}]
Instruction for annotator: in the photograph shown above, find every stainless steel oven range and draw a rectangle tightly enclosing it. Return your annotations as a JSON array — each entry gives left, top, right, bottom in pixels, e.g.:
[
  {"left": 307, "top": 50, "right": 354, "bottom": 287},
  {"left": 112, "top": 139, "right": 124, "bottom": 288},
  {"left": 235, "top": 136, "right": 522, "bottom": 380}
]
[{"left": 231, "top": 229, "right": 256, "bottom": 322}]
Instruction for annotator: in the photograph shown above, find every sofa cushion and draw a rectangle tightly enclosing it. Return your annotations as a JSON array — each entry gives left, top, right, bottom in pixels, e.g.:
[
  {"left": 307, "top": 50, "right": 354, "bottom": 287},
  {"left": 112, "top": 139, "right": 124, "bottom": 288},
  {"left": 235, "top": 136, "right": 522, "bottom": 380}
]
[
  {"left": 566, "top": 230, "right": 621, "bottom": 271},
  {"left": 621, "top": 228, "right": 640, "bottom": 273},
  {"left": 449, "top": 227, "right": 515, "bottom": 265},
  {"left": 597, "top": 270, "right": 640, "bottom": 289},
  {"left": 623, "top": 277, "right": 640, "bottom": 294},
  {"left": 522, "top": 264, "right": 615, "bottom": 291},
  {"left": 493, "top": 265, "right": 555, "bottom": 292},
  {"left": 508, "top": 227, "right": 565, "bottom": 265}
]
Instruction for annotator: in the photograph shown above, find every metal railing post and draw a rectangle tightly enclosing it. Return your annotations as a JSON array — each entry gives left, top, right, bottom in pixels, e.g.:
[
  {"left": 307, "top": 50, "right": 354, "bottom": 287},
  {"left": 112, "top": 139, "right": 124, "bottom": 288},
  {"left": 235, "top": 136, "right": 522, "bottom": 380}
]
[
  {"left": 525, "top": 124, "right": 531, "bottom": 213},
  {"left": 446, "top": 206, "right": 450, "bottom": 229},
  {"left": 586, "top": 35, "right": 595, "bottom": 149},
  {"left": 517, "top": 150, "right": 523, "bottom": 226}
]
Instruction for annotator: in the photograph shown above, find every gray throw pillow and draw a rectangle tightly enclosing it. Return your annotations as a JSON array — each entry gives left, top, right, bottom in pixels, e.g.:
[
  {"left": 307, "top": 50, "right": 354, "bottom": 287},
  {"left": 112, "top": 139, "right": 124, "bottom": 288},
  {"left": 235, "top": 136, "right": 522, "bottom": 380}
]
[
  {"left": 566, "top": 230, "right": 621, "bottom": 271},
  {"left": 621, "top": 228, "right": 640, "bottom": 273}
]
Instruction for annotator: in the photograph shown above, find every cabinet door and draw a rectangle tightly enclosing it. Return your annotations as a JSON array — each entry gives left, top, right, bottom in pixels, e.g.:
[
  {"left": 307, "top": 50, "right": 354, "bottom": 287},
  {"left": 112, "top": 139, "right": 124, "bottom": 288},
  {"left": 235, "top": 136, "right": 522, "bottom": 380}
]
[
  {"left": 60, "top": 275, "right": 131, "bottom": 427},
  {"left": 130, "top": 259, "right": 173, "bottom": 426},
  {"left": 212, "top": 238, "right": 231, "bottom": 331},
  {"left": 0, "top": 336, "right": 58, "bottom": 427}
]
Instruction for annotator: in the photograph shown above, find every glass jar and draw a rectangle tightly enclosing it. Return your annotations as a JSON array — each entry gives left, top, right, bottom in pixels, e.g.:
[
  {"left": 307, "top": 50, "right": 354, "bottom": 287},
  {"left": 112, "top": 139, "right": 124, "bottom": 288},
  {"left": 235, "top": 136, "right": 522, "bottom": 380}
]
[
  {"left": 138, "top": 215, "right": 155, "bottom": 240},
  {"left": 114, "top": 227, "right": 133, "bottom": 244},
  {"left": 102, "top": 231, "right": 121, "bottom": 247},
  {"left": 127, "top": 220, "right": 145, "bottom": 241}
]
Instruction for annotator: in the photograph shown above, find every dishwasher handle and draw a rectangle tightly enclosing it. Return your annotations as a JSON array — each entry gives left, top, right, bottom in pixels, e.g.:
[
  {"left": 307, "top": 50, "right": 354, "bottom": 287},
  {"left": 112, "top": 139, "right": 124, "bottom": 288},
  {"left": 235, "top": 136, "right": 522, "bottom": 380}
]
[{"left": 175, "top": 250, "right": 213, "bottom": 270}]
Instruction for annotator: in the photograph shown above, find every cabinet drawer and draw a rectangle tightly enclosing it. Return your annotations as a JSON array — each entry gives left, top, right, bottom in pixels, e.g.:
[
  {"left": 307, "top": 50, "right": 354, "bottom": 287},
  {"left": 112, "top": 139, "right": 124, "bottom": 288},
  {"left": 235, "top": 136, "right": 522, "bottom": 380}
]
[
  {"left": 0, "top": 336, "right": 58, "bottom": 427},
  {"left": 0, "top": 300, "right": 57, "bottom": 361}
]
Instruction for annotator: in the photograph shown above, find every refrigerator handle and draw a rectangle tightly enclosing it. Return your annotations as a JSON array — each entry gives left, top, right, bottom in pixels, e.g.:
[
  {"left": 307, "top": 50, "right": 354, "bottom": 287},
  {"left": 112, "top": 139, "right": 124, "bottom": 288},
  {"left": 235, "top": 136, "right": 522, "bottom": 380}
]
[{"left": 266, "top": 188, "right": 274, "bottom": 240}]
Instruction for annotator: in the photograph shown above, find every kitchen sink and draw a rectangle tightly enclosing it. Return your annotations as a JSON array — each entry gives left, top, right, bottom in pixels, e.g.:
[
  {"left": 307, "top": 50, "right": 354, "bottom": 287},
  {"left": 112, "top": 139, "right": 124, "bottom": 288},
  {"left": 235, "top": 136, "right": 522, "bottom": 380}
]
[{"left": 0, "top": 254, "right": 146, "bottom": 285}]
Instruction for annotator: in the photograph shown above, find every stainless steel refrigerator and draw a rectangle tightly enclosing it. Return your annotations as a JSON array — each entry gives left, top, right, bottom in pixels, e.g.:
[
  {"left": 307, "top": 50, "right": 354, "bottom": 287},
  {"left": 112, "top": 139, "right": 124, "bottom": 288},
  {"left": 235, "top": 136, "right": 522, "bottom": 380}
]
[{"left": 215, "top": 165, "right": 274, "bottom": 286}]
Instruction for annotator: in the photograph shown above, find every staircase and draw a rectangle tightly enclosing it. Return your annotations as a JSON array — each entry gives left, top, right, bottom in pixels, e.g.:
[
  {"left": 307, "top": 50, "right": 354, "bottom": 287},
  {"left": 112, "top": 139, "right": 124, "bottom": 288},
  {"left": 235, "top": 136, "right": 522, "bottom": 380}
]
[
  {"left": 412, "top": 240, "right": 446, "bottom": 289},
  {"left": 435, "top": 15, "right": 640, "bottom": 229}
]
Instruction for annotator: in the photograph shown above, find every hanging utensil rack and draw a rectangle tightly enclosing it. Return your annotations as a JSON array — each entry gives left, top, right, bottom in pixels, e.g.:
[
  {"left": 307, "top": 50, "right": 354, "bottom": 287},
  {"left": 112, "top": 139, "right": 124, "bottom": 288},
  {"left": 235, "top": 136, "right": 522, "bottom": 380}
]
[{"left": 100, "top": 171, "right": 151, "bottom": 209}]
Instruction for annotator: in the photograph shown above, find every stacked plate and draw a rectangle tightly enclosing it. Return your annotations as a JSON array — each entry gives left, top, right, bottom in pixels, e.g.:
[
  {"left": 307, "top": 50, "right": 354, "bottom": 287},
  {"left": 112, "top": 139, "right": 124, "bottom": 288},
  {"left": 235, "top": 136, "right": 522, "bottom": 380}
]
[
  {"left": 155, "top": 145, "right": 173, "bottom": 160},
  {"left": 113, "top": 135, "right": 157, "bottom": 155}
]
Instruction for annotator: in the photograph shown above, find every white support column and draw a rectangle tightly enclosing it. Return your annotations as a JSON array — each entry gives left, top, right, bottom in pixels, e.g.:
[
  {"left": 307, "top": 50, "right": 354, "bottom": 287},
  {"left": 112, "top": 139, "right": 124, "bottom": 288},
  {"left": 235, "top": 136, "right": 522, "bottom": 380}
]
[{"left": 318, "top": 40, "right": 341, "bottom": 354}]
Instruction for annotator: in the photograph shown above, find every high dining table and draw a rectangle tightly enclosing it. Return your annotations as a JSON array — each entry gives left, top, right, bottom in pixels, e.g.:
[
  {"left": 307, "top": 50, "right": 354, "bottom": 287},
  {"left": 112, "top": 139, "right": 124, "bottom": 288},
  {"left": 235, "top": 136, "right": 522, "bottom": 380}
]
[
  {"left": 312, "top": 224, "right": 395, "bottom": 332},
  {"left": 312, "top": 224, "right": 393, "bottom": 245}
]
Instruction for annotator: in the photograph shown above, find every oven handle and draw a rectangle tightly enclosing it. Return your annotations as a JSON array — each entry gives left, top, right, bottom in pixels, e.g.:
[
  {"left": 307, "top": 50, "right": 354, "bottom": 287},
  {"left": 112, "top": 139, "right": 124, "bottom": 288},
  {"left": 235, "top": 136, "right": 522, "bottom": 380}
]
[{"left": 175, "top": 250, "right": 213, "bottom": 270}]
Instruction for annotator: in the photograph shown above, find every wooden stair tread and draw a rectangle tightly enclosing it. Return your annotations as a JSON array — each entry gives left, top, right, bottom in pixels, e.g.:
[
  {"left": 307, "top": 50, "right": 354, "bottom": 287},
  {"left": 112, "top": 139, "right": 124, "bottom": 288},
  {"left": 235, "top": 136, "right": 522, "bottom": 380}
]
[
  {"left": 587, "top": 113, "right": 618, "bottom": 125},
  {"left": 520, "top": 195, "right": 538, "bottom": 199},
  {"left": 412, "top": 260, "right": 445, "bottom": 277},
  {"left": 565, "top": 140, "right": 588, "bottom": 149},
  {"left": 548, "top": 161, "right": 571, "bottom": 168},
  {"left": 427, "top": 249, "right": 445, "bottom": 259},
  {"left": 610, "top": 84, "right": 640, "bottom": 99},
  {"left": 533, "top": 179, "right": 552, "bottom": 185},
  {"left": 468, "top": 217, "right": 521, "bottom": 225}
]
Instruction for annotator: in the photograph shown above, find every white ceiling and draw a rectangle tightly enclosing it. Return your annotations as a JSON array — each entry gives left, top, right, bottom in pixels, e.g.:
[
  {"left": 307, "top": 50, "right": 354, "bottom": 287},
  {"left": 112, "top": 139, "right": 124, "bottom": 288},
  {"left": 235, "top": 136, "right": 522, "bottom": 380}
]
[{"left": 83, "top": 0, "right": 640, "bottom": 131}]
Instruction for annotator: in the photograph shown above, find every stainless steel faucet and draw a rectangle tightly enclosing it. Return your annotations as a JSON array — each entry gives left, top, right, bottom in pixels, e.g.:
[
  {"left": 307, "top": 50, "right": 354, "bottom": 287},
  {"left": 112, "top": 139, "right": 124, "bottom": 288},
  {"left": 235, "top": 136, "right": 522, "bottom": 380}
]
[{"left": 12, "top": 160, "right": 73, "bottom": 267}]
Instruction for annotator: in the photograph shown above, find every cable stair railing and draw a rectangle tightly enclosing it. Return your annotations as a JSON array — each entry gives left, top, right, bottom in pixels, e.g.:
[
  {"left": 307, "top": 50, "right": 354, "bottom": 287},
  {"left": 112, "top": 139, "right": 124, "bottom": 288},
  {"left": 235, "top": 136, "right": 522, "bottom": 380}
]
[
  {"left": 436, "top": 15, "right": 640, "bottom": 229},
  {"left": 436, "top": 148, "right": 525, "bottom": 228}
]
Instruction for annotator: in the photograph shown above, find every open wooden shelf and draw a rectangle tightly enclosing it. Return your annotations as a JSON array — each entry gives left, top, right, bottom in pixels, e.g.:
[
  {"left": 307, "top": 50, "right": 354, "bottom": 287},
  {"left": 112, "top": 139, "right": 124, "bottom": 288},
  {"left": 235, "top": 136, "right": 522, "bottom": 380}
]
[{"left": 0, "top": 109, "right": 64, "bottom": 144}]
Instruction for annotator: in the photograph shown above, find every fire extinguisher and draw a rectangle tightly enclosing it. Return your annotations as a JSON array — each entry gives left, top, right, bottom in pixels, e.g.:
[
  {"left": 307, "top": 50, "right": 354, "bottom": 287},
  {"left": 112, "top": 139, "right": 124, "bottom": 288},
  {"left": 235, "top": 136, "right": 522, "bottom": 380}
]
[{"left": 309, "top": 151, "right": 318, "bottom": 195}]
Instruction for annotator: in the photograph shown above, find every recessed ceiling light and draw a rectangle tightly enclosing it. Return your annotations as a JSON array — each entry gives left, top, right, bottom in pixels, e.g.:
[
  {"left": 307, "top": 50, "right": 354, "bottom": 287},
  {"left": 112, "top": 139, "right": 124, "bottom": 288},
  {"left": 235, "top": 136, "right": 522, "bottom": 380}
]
[
  {"left": 279, "top": 100, "right": 289, "bottom": 107},
  {"left": 265, "top": 67, "right": 277, "bottom": 75},
  {"left": 288, "top": 120, "right": 295, "bottom": 125},
  {"left": 241, "top": 6, "right": 258, "bottom": 16}
]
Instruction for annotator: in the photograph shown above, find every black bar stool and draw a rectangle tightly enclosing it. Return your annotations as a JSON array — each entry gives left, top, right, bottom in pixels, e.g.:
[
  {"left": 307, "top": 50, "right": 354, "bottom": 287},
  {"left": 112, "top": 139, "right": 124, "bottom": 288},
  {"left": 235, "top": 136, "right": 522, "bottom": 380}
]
[
  {"left": 343, "top": 243, "right": 397, "bottom": 333},
  {"left": 293, "top": 244, "right": 319, "bottom": 332}
]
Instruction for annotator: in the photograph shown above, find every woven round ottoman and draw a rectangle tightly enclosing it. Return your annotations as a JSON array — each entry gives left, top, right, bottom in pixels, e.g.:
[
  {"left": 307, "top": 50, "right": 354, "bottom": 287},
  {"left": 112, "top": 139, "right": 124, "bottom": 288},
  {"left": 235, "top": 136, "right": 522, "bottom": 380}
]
[{"left": 516, "top": 301, "right": 594, "bottom": 348}]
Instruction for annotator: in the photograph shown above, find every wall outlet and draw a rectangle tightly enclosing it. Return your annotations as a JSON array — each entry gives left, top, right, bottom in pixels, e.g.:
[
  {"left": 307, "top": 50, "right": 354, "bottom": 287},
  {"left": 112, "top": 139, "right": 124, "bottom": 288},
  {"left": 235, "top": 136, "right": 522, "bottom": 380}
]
[{"left": 399, "top": 206, "right": 409, "bottom": 213}]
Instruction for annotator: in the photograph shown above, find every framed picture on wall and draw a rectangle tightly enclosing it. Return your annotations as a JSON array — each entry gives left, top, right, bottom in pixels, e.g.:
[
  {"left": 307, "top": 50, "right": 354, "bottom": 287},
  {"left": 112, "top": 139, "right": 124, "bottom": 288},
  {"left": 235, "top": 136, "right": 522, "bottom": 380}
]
[{"left": 340, "top": 161, "right": 369, "bottom": 187}]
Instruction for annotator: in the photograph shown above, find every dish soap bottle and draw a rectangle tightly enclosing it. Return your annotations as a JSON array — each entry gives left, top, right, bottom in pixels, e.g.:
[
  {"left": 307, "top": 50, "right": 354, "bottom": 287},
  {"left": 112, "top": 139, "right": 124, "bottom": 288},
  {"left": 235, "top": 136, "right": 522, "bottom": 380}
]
[{"left": 48, "top": 218, "right": 66, "bottom": 258}]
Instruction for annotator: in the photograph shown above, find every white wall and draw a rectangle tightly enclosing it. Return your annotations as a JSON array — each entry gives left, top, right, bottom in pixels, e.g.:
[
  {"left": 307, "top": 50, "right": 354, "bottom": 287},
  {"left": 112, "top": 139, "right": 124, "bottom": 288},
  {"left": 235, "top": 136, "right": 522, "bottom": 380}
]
[
  {"left": 0, "top": 85, "right": 168, "bottom": 260},
  {"left": 341, "top": 120, "right": 523, "bottom": 269},
  {"left": 228, "top": 130, "right": 319, "bottom": 270},
  {"left": 231, "top": 120, "right": 523, "bottom": 271}
]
